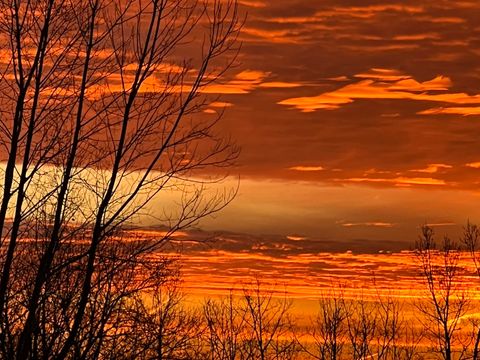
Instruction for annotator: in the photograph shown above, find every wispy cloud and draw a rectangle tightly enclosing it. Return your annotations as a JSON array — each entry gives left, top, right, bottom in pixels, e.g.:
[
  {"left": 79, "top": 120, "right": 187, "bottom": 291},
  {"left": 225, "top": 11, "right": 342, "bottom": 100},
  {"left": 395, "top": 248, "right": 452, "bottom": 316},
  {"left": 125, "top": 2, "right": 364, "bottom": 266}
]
[
  {"left": 341, "top": 222, "right": 396, "bottom": 228},
  {"left": 340, "top": 177, "right": 447, "bottom": 187},
  {"left": 289, "top": 165, "right": 324, "bottom": 172},
  {"left": 409, "top": 164, "right": 452, "bottom": 174},
  {"left": 418, "top": 107, "right": 480, "bottom": 116},
  {"left": 467, "top": 162, "right": 480, "bottom": 169},
  {"left": 279, "top": 69, "right": 479, "bottom": 113}
]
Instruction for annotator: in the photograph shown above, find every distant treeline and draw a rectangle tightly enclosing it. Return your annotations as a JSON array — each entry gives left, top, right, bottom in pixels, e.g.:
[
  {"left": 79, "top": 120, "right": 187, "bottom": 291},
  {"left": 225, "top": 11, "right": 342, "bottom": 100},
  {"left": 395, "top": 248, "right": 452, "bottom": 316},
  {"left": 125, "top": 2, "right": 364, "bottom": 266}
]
[
  {"left": 10, "top": 223, "right": 471, "bottom": 360},
  {"left": 95, "top": 224, "right": 479, "bottom": 360}
]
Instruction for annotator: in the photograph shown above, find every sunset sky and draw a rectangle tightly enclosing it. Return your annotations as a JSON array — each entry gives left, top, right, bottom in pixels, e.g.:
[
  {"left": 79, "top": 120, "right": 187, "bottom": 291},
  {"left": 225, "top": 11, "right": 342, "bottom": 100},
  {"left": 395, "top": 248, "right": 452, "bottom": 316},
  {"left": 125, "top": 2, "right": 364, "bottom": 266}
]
[
  {"left": 5, "top": 1, "right": 480, "bottom": 356},
  {"left": 166, "top": 0, "right": 480, "bottom": 252}
]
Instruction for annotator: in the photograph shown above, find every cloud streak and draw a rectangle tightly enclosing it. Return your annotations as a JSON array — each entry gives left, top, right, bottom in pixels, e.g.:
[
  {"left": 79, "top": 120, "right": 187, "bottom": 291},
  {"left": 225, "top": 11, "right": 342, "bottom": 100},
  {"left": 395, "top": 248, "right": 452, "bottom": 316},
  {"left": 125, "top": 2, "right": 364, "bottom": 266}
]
[{"left": 279, "top": 69, "right": 480, "bottom": 113}]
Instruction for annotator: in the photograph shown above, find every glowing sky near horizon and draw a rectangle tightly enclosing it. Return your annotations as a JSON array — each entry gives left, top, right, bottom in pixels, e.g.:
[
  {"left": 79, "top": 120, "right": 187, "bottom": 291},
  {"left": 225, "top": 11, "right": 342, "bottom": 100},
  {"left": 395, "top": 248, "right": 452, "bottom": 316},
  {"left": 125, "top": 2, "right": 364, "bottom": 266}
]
[{"left": 187, "top": 0, "right": 480, "bottom": 248}]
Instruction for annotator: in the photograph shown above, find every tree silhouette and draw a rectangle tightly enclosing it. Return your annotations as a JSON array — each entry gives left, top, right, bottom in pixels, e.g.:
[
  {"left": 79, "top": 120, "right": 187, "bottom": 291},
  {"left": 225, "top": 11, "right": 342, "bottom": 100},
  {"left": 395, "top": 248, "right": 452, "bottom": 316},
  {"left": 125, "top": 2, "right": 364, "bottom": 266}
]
[
  {"left": 415, "top": 226, "right": 469, "bottom": 360},
  {"left": 0, "top": 0, "right": 241, "bottom": 358}
]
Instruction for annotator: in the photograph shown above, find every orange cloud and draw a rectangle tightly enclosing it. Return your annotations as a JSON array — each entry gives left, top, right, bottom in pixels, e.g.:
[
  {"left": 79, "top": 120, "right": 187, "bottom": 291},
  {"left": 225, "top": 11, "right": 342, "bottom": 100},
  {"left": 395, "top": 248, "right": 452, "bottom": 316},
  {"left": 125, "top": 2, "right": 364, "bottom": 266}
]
[
  {"left": 328, "top": 76, "right": 349, "bottom": 82},
  {"left": 279, "top": 69, "right": 480, "bottom": 112},
  {"left": 238, "top": 0, "right": 265, "bottom": 7},
  {"left": 409, "top": 164, "right": 452, "bottom": 174},
  {"left": 234, "top": 70, "right": 269, "bottom": 81},
  {"left": 265, "top": 5, "right": 424, "bottom": 25},
  {"left": 289, "top": 165, "right": 324, "bottom": 172},
  {"left": 200, "top": 70, "right": 302, "bottom": 94},
  {"left": 80, "top": 63, "right": 301, "bottom": 99},
  {"left": 209, "top": 101, "right": 233, "bottom": 108},
  {"left": 323, "top": 4, "right": 424, "bottom": 16},
  {"left": 343, "top": 177, "right": 446, "bottom": 186},
  {"left": 200, "top": 70, "right": 270, "bottom": 94},
  {"left": 341, "top": 222, "right": 395, "bottom": 228},
  {"left": 286, "top": 235, "right": 307, "bottom": 241},
  {"left": 354, "top": 68, "right": 411, "bottom": 82},
  {"left": 259, "top": 82, "right": 302, "bottom": 88},
  {"left": 419, "top": 16, "right": 466, "bottom": 24},
  {"left": 241, "top": 27, "right": 307, "bottom": 44},
  {"left": 424, "top": 222, "right": 456, "bottom": 227},
  {"left": 418, "top": 107, "right": 480, "bottom": 116},
  {"left": 204, "top": 101, "right": 234, "bottom": 114},
  {"left": 393, "top": 33, "right": 440, "bottom": 41}
]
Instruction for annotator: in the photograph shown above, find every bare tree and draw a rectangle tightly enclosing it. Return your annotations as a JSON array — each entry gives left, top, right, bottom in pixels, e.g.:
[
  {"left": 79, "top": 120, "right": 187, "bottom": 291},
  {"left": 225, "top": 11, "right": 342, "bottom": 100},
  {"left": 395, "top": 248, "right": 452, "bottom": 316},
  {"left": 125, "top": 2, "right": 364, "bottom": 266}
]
[
  {"left": 204, "top": 290, "right": 247, "bottom": 360},
  {"left": 344, "top": 294, "right": 377, "bottom": 360},
  {"left": 107, "top": 267, "right": 203, "bottom": 359},
  {"left": 372, "top": 289, "right": 422, "bottom": 360},
  {"left": 203, "top": 281, "right": 298, "bottom": 360},
  {"left": 398, "top": 317, "right": 424, "bottom": 360},
  {"left": 0, "top": 0, "right": 242, "bottom": 358},
  {"left": 242, "top": 280, "right": 298, "bottom": 360},
  {"left": 303, "top": 288, "right": 348, "bottom": 360},
  {"left": 415, "top": 226, "right": 469, "bottom": 360},
  {"left": 459, "top": 222, "right": 480, "bottom": 360}
]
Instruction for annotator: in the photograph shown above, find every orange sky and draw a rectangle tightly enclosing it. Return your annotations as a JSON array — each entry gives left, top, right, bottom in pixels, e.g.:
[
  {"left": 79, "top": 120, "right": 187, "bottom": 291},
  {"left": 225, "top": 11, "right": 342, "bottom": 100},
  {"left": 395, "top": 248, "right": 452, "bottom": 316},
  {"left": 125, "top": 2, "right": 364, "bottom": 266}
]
[
  {"left": 2, "top": 1, "right": 480, "bottom": 352},
  {"left": 163, "top": 0, "right": 480, "bottom": 249},
  {"left": 133, "top": 229, "right": 480, "bottom": 319},
  {"left": 18, "top": 0, "right": 476, "bottom": 301},
  {"left": 5, "top": 0, "right": 479, "bottom": 305},
  {"left": 3, "top": 0, "right": 479, "bottom": 248},
  {"left": 136, "top": 0, "right": 480, "bottom": 303}
]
